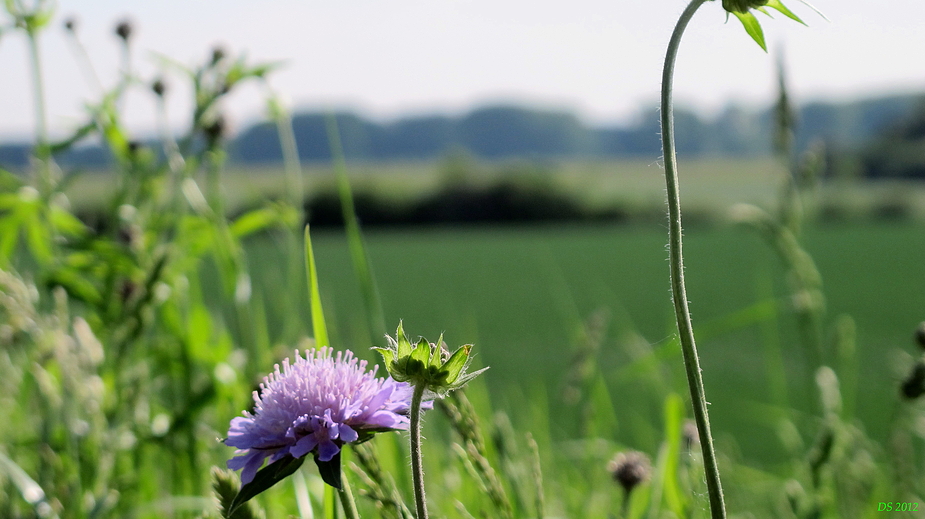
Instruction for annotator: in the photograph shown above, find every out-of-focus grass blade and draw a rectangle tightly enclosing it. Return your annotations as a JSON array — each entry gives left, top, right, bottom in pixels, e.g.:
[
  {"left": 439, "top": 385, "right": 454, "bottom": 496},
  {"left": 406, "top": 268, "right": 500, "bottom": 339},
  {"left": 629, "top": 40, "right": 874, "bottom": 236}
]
[
  {"left": 0, "top": 451, "right": 58, "bottom": 518},
  {"left": 659, "top": 393, "right": 686, "bottom": 517},
  {"left": 647, "top": 393, "right": 685, "bottom": 518},
  {"left": 325, "top": 113, "right": 386, "bottom": 342},
  {"left": 304, "top": 224, "right": 329, "bottom": 350},
  {"left": 292, "top": 467, "right": 315, "bottom": 519},
  {"left": 323, "top": 483, "right": 338, "bottom": 519}
]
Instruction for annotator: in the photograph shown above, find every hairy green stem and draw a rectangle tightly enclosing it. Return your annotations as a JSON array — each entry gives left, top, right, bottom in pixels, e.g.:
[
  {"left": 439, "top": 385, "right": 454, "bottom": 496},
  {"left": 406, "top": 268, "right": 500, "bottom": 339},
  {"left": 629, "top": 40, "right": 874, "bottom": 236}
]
[
  {"left": 338, "top": 469, "right": 360, "bottom": 519},
  {"left": 409, "top": 383, "right": 429, "bottom": 519},
  {"left": 660, "top": 1, "right": 726, "bottom": 518}
]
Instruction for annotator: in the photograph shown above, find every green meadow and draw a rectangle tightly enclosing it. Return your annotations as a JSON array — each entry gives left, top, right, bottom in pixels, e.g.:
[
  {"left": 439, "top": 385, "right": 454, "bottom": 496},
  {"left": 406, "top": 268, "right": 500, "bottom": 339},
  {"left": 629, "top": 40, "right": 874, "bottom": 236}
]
[{"left": 243, "top": 219, "right": 925, "bottom": 467}]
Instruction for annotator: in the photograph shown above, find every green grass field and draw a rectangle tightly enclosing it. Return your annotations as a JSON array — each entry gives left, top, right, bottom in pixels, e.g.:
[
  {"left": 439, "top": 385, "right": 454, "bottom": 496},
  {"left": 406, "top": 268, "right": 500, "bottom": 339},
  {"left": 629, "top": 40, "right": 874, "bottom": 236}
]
[
  {"left": 240, "top": 219, "right": 925, "bottom": 472},
  {"left": 7, "top": 151, "right": 925, "bottom": 517}
]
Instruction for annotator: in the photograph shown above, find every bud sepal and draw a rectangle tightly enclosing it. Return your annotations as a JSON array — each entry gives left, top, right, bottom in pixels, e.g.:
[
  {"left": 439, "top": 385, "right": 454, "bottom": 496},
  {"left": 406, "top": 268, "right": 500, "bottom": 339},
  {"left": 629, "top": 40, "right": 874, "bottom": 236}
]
[{"left": 375, "top": 321, "right": 487, "bottom": 397}]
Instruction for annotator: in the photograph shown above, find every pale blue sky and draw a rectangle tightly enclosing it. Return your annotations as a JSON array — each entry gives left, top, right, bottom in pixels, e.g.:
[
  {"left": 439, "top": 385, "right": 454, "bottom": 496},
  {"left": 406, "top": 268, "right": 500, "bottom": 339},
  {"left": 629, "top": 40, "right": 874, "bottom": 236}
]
[{"left": 1, "top": 0, "right": 922, "bottom": 140}]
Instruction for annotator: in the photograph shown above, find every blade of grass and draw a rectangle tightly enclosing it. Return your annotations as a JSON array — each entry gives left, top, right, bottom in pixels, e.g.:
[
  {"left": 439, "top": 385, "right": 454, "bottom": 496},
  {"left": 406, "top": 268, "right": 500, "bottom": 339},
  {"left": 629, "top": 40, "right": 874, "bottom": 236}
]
[
  {"left": 303, "top": 224, "right": 337, "bottom": 517},
  {"left": 325, "top": 112, "right": 386, "bottom": 343},
  {"left": 304, "top": 224, "right": 329, "bottom": 349}
]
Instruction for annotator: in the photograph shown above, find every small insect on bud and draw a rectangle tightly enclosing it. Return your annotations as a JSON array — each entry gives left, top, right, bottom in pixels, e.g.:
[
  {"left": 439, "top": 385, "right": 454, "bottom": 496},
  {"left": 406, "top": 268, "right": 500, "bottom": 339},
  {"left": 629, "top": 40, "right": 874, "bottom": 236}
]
[
  {"left": 608, "top": 450, "right": 652, "bottom": 495},
  {"left": 115, "top": 19, "right": 133, "bottom": 42},
  {"left": 151, "top": 78, "right": 166, "bottom": 97},
  {"left": 915, "top": 322, "right": 925, "bottom": 350}
]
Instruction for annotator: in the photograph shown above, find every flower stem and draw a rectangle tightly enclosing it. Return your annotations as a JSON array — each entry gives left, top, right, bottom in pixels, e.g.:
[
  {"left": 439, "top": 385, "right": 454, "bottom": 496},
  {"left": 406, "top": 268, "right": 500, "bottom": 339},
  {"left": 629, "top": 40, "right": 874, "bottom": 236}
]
[
  {"left": 338, "top": 469, "right": 360, "bottom": 519},
  {"left": 26, "top": 28, "right": 52, "bottom": 196},
  {"left": 409, "top": 383, "right": 429, "bottom": 519},
  {"left": 660, "top": 1, "right": 726, "bottom": 518}
]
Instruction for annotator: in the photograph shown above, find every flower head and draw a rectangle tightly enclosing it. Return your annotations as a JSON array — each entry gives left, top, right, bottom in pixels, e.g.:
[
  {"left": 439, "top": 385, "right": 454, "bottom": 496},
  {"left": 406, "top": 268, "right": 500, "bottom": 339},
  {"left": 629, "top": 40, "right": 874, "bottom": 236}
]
[
  {"left": 719, "top": 0, "right": 823, "bottom": 52},
  {"left": 225, "top": 347, "right": 421, "bottom": 484},
  {"left": 608, "top": 450, "right": 652, "bottom": 495}
]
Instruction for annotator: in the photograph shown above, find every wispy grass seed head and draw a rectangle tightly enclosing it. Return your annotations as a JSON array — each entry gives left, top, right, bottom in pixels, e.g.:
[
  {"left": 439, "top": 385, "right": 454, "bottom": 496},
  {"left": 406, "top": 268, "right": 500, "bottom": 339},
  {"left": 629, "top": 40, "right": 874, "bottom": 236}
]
[{"left": 225, "top": 347, "right": 419, "bottom": 484}]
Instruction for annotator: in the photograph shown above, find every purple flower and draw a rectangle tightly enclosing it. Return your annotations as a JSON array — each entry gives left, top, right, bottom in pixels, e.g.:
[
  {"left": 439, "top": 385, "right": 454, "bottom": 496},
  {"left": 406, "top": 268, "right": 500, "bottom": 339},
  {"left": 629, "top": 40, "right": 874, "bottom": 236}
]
[{"left": 226, "top": 347, "right": 422, "bottom": 484}]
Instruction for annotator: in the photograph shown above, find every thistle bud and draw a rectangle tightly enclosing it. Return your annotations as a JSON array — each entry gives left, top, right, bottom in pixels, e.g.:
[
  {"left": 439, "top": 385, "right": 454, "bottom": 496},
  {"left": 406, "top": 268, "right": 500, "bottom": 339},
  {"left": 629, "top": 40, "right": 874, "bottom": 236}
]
[
  {"left": 722, "top": 0, "right": 768, "bottom": 13},
  {"left": 608, "top": 451, "right": 652, "bottom": 494},
  {"left": 374, "top": 321, "right": 487, "bottom": 397}
]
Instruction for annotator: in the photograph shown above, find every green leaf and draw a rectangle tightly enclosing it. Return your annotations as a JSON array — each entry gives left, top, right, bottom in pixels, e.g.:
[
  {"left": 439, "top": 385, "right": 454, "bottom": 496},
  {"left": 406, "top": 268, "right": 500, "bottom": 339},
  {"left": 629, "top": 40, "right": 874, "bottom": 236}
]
[
  {"left": 373, "top": 347, "right": 394, "bottom": 369},
  {"left": 25, "top": 212, "right": 52, "bottom": 264},
  {"left": 304, "top": 225, "right": 329, "bottom": 349},
  {"left": 45, "top": 268, "right": 103, "bottom": 306},
  {"left": 765, "top": 0, "right": 806, "bottom": 24},
  {"left": 430, "top": 333, "right": 445, "bottom": 367},
  {"left": 733, "top": 11, "right": 767, "bottom": 51},
  {"left": 411, "top": 338, "right": 431, "bottom": 365},
  {"left": 49, "top": 205, "right": 87, "bottom": 237},
  {"left": 443, "top": 344, "right": 471, "bottom": 385},
  {"left": 395, "top": 321, "right": 412, "bottom": 358},
  {"left": 230, "top": 206, "right": 281, "bottom": 238},
  {"left": 313, "top": 451, "right": 342, "bottom": 489},
  {"left": 228, "top": 455, "right": 305, "bottom": 516}
]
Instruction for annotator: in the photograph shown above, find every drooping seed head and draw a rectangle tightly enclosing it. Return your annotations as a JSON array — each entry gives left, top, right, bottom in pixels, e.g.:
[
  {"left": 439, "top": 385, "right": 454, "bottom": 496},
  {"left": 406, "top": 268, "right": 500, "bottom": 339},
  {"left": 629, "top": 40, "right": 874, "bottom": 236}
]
[
  {"left": 115, "top": 19, "right": 133, "bottom": 42},
  {"left": 914, "top": 322, "right": 925, "bottom": 350}
]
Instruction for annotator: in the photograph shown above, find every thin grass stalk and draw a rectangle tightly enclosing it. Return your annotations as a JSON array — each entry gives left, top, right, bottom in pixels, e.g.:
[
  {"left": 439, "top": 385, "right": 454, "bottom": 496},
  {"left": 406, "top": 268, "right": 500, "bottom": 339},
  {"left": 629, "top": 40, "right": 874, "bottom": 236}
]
[
  {"left": 25, "top": 28, "right": 52, "bottom": 196},
  {"left": 324, "top": 113, "right": 386, "bottom": 342},
  {"left": 63, "top": 25, "right": 104, "bottom": 93},
  {"left": 659, "top": 1, "right": 726, "bottom": 517},
  {"left": 271, "top": 95, "right": 307, "bottom": 343}
]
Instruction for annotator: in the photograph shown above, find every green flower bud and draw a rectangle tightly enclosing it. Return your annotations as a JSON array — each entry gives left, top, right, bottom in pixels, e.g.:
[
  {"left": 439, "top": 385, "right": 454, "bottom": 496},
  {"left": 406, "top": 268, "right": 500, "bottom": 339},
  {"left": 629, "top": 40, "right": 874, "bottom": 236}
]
[
  {"left": 722, "top": 0, "right": 768, "bottom": 14},
  {"left": 375, "top": 322, "right": 487, "bottom": 397}
]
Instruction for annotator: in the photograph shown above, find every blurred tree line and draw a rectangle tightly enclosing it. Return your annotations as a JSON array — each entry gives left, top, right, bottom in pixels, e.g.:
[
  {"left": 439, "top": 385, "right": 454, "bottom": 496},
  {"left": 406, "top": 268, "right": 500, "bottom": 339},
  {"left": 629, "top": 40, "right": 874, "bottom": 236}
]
[{"left": 1, "top": 93, "right": 923, "bottom": 179}]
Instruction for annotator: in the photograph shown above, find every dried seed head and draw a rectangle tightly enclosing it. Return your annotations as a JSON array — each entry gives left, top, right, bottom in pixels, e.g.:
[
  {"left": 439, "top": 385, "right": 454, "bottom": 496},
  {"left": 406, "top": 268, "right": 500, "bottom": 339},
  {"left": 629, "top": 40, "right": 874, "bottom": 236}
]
[
  {"left": 915, "top": 322, "right": 925, "bottom": 350},
  {"left": 151, "top": 78, "right": 166, "bottom": 98},
  {"left": 608, "top": 451, "right": 652, "bottom": 494},
  {"left": 901, "top": 361, "right": 925, "bottom": 400},
  {"left": 203, "top": 115, "right": 227, "bottom": 145},
  {"left": 211, "top": 46, "right": 227, "bottom": 66},
  {"left": 115, "top": 19, "right": 133, "bottom": 42}
]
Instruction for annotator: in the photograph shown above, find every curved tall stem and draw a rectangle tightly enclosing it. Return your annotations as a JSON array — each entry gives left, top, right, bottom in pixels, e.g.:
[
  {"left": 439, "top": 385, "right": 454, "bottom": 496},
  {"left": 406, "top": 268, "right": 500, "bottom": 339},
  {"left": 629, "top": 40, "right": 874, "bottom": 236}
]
[{"left": 660, "top": 1, "right": 726, "bottom": 517}]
